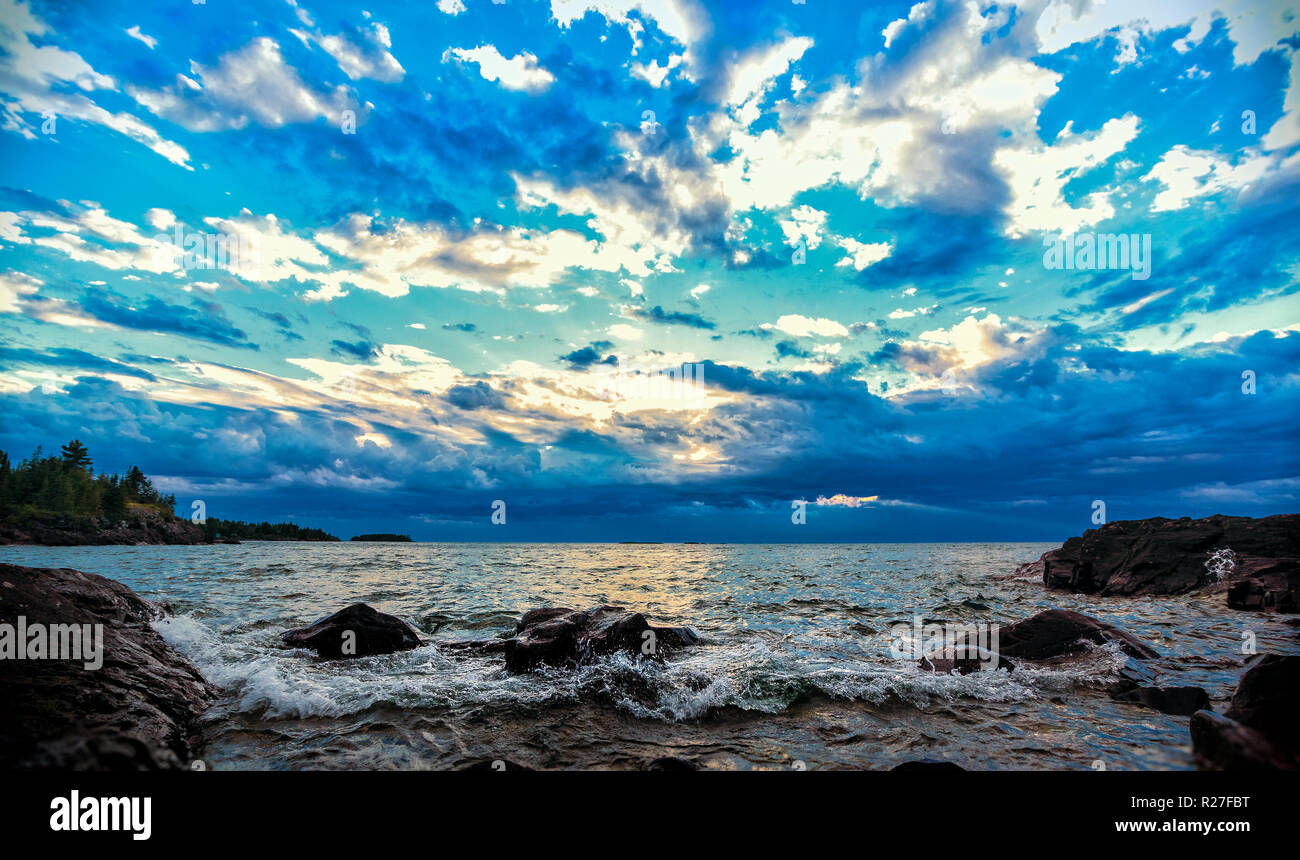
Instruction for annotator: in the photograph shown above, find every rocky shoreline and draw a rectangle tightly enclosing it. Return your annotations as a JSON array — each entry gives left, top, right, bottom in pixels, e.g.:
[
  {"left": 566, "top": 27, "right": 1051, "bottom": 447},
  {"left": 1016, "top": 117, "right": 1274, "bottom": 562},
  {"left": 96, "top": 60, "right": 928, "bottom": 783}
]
[
  {"left": 2, "top": 513, "right": 1298, "bottom": 770},
  {"left": 0, "top": 508, "right": 212, "bottom": 546}
]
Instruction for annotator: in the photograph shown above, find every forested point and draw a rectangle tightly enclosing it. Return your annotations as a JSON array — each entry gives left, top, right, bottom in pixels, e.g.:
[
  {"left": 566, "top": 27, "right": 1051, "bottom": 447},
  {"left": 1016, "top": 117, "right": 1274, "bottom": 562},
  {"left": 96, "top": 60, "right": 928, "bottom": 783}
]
[
  {"left": 0, "top": 440, "right": 339, "bottom": 541},
  {"left": 0, "top": 439, "right": 176, "bottom": 523}
]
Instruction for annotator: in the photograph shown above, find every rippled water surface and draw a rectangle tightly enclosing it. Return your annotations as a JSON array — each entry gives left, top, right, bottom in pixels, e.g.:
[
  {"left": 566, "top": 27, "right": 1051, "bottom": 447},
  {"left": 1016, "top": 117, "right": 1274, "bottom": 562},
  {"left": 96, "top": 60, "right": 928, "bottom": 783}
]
[{"left": 4, "top": 541, "right": 1294, "bottom": 770}]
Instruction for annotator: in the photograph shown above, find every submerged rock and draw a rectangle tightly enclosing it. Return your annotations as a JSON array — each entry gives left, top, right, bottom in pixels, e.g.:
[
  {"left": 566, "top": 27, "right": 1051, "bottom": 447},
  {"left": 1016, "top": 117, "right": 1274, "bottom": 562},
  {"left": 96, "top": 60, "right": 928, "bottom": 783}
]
[
  {"left": 281, "top": 602, "right": 422, "bottom": 659},
  {"left": 1191, "top": 654, "right": 1300, "bottom": 770},
  {"left": 1027, "top": 514, "right": 1300, "bottom": 598},
  {"left": 502, "top": 605, "right": 699, "bottom": 673},
  {"left": 996, "top": 609, "right": 1159, "bottom": 660},
  {"left": 0, "top": 563, "right": 215, "bottom": 769}
]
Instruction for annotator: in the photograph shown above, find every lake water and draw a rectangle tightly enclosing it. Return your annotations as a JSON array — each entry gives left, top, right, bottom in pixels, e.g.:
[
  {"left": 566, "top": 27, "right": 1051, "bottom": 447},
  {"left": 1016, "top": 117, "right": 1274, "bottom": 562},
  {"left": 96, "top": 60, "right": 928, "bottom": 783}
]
[{"left": 3, "top": 541, "right": 1293, "bottom": 770}]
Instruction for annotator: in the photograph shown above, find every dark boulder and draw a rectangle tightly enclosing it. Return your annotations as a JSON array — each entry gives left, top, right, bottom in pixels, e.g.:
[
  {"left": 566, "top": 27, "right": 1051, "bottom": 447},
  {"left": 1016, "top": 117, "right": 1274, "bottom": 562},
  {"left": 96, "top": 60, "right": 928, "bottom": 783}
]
[
  {"left": 996, "top": 609, "right": 1159, "bottom": 660},
  {"left": 1191, "top": 654, "right": 1300, "bottom": 770},
  {"left": 0, "top": 563, "right": 215, "bottom": 769},
  {"left": 281, "top": 602, "right": 422, "bottom": 659},
  {"left": 502, "top": 605, "right": 699, "bottom": 673},
  {"left": 1032, "top": 514, "right": 1300, "bottom": 597}
]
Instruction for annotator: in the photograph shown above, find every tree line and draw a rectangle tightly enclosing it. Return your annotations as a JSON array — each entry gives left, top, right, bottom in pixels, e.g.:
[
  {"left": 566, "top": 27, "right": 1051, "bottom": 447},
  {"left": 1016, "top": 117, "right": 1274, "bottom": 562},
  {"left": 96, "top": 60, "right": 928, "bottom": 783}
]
[
  {"left": 0, "top": 439, "right": 175, "bottom": 523},
  {"left": 0, "top": 439, "right": 341, "bottom": 540}
]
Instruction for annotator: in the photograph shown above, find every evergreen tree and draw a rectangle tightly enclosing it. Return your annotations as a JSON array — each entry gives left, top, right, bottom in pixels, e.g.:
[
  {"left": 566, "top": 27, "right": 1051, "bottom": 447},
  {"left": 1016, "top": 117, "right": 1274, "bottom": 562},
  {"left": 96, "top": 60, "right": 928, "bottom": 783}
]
[{"left": 60, "top": 439, "right": 92, "bottom": 472}]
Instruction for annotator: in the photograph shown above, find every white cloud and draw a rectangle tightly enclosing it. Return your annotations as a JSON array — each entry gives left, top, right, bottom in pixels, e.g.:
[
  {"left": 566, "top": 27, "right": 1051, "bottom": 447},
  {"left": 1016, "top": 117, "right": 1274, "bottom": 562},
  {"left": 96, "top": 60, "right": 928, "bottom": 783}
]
[
  {"left": 631, "top": 54, "right": 684, "bottom": 87},
  {"left": 778, "top": 205, "right": 826, "bottom": 250},
  {"left": 124, "top": 26, "right": 157, "bottom": 50},
  {"left": 308, "top": 22, "right": 405, "bottom": 83},
  {"left": 608, "top": 323, "right": 643, "bottom": 340},
  {"left": 727, "top": 36, "right": 813, "bottom": 106},
  {"left": 129, "top": 37, "right": 358, "bottom": 131},
  {"left": 770, "top": 314, "right": 848, "bottom": 338},
  {"left": 994, "top": 115, "right": 1140, "bottom": 236},
  {"left": 1143, "top": 144, "right": 1274, "bottom": 211},
  {"left": 1033, "top": 0, "right": 1296, "bottom": 68},
  {"left": 835, "top": 238, "right": 893, "bottom": 270},
  {"left": 550, "top": 0, "right": 700, "bottom": 53},
  {"left": 437, "top": 0, "right": 466, "bottom": 14},
  {"left": 0, "top": 0, "right": 190, "bottom": 167},
  {"left": 0, "top": 271, "right": 40, "bottom": 313},
  {"left": 445, "top": 45, "right": 555, "bottom": 92}
]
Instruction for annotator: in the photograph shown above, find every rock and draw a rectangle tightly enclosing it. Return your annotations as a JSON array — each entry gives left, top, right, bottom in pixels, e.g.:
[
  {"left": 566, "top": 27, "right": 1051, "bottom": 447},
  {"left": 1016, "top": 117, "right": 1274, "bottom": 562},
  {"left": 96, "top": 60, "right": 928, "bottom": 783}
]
[
  {"left": 1225, "top": 556, "right": 1300, "bottom": 613},
  {"left": 1032, "top": 514, "right": 1300, "bottom": 597},
  {"left": 0, "top": 563, "right": 215, "bottom": 770},
  {"left": 917, "top": 645, "right": 1014, "bottom": 674},
  {"left": 1191, "top": 654, "right": 1300, "bottom": 770},
  {"left": 281, "top": 603, "right": 422, "bottom": 659},
  {"left": 996, "top": 609, "right": 1159, "bottom": 660},
  {"left": 1109, "top": 684, "right": 1210, "bottom": 716},
  {"left": 502, "top": 605, "right": 699, "bottom": 673}
]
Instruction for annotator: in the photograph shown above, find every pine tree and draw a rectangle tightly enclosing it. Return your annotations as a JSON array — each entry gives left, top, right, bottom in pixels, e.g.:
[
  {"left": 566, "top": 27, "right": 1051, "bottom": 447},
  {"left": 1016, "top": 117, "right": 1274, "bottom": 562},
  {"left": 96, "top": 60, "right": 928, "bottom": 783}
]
[{"left": 60, "top": 439, "right": 92, "bottom": 472}]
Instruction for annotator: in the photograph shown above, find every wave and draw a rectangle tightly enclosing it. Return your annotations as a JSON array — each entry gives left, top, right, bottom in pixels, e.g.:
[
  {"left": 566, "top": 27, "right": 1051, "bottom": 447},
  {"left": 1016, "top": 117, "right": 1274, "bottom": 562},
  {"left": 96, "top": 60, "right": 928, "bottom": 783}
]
[{"left": 152, "top": 614, "right": 1133, "bottom": 723}]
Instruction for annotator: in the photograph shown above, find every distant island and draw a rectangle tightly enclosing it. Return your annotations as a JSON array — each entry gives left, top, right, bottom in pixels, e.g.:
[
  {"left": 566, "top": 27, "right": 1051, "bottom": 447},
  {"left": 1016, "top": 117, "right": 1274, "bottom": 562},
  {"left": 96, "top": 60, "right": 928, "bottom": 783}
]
[
  {"left": 203, "top": 518, "right": 339, "bottom": 542},
  {"left": 350, "top": 533, "right": 412, "bottom": 542},
  {"left": 0, "top": 440, "right": 339, "bottom": 545}
]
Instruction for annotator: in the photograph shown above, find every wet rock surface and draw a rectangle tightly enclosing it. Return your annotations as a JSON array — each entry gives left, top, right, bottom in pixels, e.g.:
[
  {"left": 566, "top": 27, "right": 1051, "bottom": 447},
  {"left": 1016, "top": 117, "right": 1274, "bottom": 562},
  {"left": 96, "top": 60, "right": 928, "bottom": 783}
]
[{"left": 0, "top": 563, "right": 215, "bottom": 769}]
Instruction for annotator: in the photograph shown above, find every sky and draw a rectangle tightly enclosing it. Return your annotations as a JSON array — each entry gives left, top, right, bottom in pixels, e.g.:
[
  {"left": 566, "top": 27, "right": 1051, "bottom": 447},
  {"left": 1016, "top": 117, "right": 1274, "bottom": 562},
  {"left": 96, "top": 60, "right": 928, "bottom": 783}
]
[{"left": 0, "top": 0, "right": 1298, "bottom": 542}]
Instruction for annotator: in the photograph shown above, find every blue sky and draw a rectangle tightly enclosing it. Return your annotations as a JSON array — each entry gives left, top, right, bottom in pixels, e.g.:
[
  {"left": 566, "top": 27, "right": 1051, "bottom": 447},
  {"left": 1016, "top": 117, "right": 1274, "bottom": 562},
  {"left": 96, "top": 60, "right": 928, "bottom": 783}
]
[{"left": 0, "top": 0, "right": 1298, "bottom": 541}]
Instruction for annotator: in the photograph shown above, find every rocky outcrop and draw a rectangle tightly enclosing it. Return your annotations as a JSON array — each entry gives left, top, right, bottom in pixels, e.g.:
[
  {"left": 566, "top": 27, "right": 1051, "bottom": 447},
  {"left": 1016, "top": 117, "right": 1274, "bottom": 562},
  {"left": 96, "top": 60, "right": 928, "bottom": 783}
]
[
  {"left": 1190, "top": 654, "right": 1300, "bottom": 770},
  {"left": 0, "top": 508, "right": 210, "bottom": 546},
  {"left": 0, "top": 563, "right": 215, "bottom": 769},
  {"left": 493, "top": 605, "right": 699, "bottom": 674},
  {"left": 281, "top": 603, "right": 423, "bottom": 659},
  {"left": 995, "top": 609, "right": 1159, "bottom": 660},
  {"left": 1027, "top": 514, "right": 1299, "bottom": 604}
]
